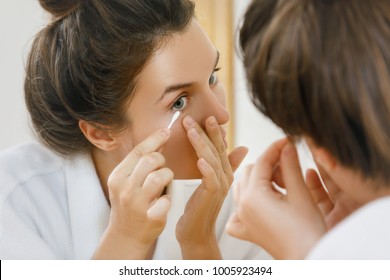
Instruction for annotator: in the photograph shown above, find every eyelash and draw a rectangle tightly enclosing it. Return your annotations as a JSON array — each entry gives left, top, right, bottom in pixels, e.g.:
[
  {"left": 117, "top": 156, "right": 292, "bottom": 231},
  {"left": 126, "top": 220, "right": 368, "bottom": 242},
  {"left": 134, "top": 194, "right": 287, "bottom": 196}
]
[
  {"left": 170, "top": 68, "right": 221, "bottom": 111},
  {"left": 209, "top": 67, "right": 221, "bottom": 85},
  {"left": 171, "top": 95, "right": 189, "bottom": 111}
]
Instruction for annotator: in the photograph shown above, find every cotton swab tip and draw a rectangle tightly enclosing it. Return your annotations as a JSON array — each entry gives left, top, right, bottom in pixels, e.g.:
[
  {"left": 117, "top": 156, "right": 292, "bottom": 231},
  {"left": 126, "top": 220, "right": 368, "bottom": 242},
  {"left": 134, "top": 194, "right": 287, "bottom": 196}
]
[{"left": 167, "top": 111, "right": 181, "bottom": 129}]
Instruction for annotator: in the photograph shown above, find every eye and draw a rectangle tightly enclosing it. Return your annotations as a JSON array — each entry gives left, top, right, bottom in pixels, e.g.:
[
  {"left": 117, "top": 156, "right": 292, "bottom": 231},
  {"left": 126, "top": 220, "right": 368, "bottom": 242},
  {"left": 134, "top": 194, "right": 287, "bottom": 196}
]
[
  {"left": 171, "top": 95, "right": 188, "bottom": 111},
  {"left": 209, "top": 68, "right": 221, "bottom": 85}
]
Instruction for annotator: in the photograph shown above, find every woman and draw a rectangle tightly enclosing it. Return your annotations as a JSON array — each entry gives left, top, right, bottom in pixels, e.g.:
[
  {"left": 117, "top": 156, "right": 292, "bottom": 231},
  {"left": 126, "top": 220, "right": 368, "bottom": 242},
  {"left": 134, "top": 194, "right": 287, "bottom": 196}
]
[
  {"left": 0, "top": 0, "right": 266, "bottom": 259},
  {"left": 227, "top": 0, "right": 390, "bottom": 259}
]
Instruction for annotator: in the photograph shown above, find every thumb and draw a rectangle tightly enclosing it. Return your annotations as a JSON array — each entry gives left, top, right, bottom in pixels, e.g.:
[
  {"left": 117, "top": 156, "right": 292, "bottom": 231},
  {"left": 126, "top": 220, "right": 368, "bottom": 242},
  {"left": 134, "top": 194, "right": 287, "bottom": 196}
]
[
  {"left": 147, "top": 195, "right": 171, "bottom": 221},
  {"left": 225, "top": 213, "right": 248, "bottom": 240},
  {"left": 228, "top": 146, "right": 249, "bottom": 172},
  {"left": 280, "top": 142, "right": 312, "bottom": 203},
  {"left": 306, "top": 169, "right": 334, "bottom": 217}
]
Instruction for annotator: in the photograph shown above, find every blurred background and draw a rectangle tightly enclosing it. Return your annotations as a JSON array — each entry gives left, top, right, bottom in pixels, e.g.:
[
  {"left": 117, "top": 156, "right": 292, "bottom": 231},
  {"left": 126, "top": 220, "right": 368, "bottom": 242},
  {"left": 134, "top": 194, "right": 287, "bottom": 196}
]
[{"left": 0, "top": 0, "right": 285, "bottom": 170}]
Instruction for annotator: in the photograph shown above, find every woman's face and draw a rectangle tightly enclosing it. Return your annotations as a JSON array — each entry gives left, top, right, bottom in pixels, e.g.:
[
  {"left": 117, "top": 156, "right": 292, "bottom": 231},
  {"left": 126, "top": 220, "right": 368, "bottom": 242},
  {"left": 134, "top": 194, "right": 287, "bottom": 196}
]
[{"left": 116, "top": 19, "right": 229, "bottom": 179}]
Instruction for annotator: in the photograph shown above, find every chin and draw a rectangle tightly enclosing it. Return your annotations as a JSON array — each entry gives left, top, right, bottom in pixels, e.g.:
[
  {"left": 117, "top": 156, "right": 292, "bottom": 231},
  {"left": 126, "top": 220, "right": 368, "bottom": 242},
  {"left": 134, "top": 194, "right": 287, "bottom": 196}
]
[
  {"left": 165, "top": 140, "right": 202, "bottom": 179},
  {"left": 169, "top": 159, "right": 202, "bottom": 179},
  {"left": 173, "top": 168, "right": 202, "bottom": 180}
]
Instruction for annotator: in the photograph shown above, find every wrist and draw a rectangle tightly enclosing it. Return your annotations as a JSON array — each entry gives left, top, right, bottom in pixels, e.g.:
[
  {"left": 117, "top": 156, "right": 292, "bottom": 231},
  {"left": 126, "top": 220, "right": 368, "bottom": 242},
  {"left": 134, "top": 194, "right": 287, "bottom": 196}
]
[
  {"left": 282, "top": 231, "right": 324, "bottom": 260},
  {"left": 179, "top": 237, "right": 222, "bottom": 260},
  {"left": 92, "top": 226, "right": 154, "bottom": 260}
]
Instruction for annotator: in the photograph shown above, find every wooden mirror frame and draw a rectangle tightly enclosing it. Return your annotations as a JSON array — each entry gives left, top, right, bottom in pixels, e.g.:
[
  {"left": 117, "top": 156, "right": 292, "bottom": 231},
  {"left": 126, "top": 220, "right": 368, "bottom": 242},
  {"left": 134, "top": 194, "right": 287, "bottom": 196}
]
[{"left": 194, "top": 0, "right": 235, "bottom": 150}]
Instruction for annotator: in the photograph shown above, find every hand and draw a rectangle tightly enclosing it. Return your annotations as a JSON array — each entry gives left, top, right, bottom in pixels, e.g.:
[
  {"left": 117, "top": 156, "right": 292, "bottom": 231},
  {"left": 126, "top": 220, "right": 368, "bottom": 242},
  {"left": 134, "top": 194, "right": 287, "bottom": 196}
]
[
  {"left": 306, "top": 167, "right": 361, "bottom": 229},
  {"left": 176, "top": 115, "right": 248, "bottom": 259},
  {"left": 93, "top": 129, "right": 173, "bottom": 259},
  {"left": 226, "top": 139, "right": 326, "bottom": 259}
]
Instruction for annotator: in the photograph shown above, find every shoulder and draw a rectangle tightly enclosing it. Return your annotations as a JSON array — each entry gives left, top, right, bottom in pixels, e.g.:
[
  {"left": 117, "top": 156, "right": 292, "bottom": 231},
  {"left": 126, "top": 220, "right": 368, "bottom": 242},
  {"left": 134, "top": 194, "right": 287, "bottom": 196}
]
[
  {"left": 307, "top": 196, "right": 390, "bottom": 259},
  {"left": 0, "top": 142, "right": 76, "bottom": 259},
  {"left": 0, "top": 142, "right": 65, "bottom": 195}
]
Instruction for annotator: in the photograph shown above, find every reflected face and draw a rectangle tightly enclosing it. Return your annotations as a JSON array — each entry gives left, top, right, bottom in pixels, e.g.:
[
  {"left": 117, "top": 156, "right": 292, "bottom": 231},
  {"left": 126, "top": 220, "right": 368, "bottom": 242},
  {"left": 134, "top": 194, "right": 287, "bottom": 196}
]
[{"left": 116, "top": 19, "right": 229, "bottom": 179}]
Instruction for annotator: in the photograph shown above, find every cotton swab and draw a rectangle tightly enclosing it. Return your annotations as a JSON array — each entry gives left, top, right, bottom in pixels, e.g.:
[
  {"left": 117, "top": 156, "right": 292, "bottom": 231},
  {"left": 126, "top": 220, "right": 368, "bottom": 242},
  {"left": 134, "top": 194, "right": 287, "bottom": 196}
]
[{"left": 167, "top": 111, "right": 181, "bottom": 129}]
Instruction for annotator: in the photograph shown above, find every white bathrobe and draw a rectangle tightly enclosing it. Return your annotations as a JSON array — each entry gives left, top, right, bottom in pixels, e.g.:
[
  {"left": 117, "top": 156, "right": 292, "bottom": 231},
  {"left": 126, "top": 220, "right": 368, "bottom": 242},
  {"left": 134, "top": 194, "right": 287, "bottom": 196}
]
[
  {"left": 0, "top": 142, "right": 269, "bottom": 260},
  {"left": 307, "top": 196, "right": 390, "bottom": 259}
]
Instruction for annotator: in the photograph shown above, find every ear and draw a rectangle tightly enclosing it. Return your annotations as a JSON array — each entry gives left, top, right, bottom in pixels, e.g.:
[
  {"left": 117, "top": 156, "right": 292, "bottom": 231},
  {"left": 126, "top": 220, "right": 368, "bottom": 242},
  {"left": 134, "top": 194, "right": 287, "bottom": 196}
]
[
  {"left": 304, "top": 137, "right": 337, "bottom": 173},
  {"left": 79, "top": 120, "right": 117, "bottom": 152}
]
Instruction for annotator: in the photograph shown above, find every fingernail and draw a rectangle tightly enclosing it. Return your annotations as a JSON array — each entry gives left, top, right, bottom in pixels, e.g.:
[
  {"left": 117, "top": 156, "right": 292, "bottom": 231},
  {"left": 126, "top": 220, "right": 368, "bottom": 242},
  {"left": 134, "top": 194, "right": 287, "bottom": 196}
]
[
  {"left": 184, "top": 116, "right": 195, "bottom": 127},
  {"left": 207, "top": 116, "right": 218, "bottom": 127},
  {"left": 189, "top": 128, "right": 199, "bottom": 139},
  {"left": 160, "top": 128, "right": 170, "bottom": 137}
]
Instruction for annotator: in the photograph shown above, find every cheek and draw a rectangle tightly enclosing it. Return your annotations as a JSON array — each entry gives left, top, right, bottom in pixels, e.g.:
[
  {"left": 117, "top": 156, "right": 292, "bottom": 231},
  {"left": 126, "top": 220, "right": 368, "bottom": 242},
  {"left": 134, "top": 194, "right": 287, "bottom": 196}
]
[
  {"left": 215, "top": 85, "right": 227, "bottom": 108},
  {"left": 163, "top": 122, "right": 201, "bottom": 179},
  {"left": 125, "top": 112, "right": 201, "bottom": 178},
  {"left": 112, "top": 128, "right": 136, "bottom": 161},
  {"left": 130, "top": 114, "right": 172, "bottom": 145}
]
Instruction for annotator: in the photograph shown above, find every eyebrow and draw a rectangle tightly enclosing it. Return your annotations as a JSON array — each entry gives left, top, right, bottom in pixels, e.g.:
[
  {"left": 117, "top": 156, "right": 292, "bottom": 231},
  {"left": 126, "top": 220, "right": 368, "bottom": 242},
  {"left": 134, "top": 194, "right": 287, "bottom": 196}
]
[{"left": 155, "top": 50, "right": 220, "bottom": 104}]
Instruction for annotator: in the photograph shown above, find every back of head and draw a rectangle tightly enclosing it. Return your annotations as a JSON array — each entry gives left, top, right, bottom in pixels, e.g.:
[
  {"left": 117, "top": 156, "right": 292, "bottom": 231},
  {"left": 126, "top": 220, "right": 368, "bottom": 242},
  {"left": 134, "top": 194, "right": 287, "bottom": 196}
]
[
  {"left": 239, "top": 0, "right": 390, "bottom": 184},
  {"left": 25, "top": 0, "right": 194, "bottom": 156}
]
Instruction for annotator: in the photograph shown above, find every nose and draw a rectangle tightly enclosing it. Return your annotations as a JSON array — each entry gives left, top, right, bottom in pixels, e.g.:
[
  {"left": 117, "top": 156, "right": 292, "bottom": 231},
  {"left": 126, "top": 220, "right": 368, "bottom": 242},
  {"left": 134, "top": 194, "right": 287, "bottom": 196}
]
[{"left": 199, "top": 88, "right": 230, "bottom": 126}]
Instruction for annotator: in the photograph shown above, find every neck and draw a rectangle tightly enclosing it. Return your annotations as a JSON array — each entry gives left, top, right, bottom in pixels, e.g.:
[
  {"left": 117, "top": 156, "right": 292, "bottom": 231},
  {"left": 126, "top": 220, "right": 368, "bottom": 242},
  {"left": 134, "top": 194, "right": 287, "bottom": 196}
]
[
  {"left": 336, "top": 166, "right": 390, "bottom": 205},
  {"left": 91, "top": 148, "right": 120, "bottom": 204},
  {"left": 357, "top": 182, "right": 390, "bottom": 204}
]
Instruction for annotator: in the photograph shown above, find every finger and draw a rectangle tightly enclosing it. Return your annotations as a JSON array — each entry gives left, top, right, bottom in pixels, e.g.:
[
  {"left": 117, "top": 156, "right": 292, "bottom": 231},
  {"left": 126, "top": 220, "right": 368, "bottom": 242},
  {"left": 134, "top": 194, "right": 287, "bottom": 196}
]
[
  {"left": 187, "top": 127, "right": 220, "bottom": 172},
  {"left": 272, "top": 164, "right": 285, "bottom": 188},
  {"left": 129, "top": 152, "right": 166, "bottom": 188},
  {"left": 306, "top": 169, "right": 334, "bottom": 217},
  {"left": 198, "top": 158, "right": 220, "bottom": 193},
  {"left": 316, "top": 165, "right": 340, "bottom": 201},
  {"left": 111, "top": 129, "right": 170, "bottom": 178},
  {"left": 180, "top": 158, "right": 221, "bottom": 218},
  {"left": 228, "top": 146, "right": 249, "bottom": 173},
  {"left": 141, "top": 167, "right": 174, "bottom": 202},
  {"left": 147, "top": 195, "right": 171, "bottom": 221},
  {"left": 249, "top": 138, "right": 289, "bottom": 188},
  {"left": 225, "top": 213, "right": 249, "bottom": 241},
  {"left": 183, "top": 116, "right": 220, "bottom": 168},
  {"left": 183, "top": 115, "right": 217, "bottom": 153},
  {"left": 280, "top": 142, "right": 313, "bottom": 202},
  {"left": 233, "top": 164, "right": 253, "bottom": 205},
  {"left": 205, "top": 116, "right": 232, "bottom": 176}
]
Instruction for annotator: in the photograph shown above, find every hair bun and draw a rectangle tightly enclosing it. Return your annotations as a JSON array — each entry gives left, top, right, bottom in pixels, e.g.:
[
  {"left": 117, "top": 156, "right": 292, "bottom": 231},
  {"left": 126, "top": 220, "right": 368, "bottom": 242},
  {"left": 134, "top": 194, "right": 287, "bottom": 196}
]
[{"left": 39, "top": 0, "right": 80, "bottom": 20}]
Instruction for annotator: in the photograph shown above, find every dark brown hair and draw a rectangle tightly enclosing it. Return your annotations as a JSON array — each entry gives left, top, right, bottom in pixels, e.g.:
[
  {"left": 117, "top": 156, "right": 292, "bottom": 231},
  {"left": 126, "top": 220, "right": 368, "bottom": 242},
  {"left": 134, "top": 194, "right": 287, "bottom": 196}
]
[
  {"left": 25, "top": 0, "right": 194, "bottom": 155},
  {"left": 240, "top": 0, "right": 390, "bottom": 183}
]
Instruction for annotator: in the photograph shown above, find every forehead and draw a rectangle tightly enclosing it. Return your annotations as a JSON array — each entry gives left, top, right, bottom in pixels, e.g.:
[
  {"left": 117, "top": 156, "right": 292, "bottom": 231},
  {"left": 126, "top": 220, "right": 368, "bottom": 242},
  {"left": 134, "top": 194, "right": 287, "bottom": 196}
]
[{"left": 135, "top": 19, "right": 217, "bottom": 94}]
